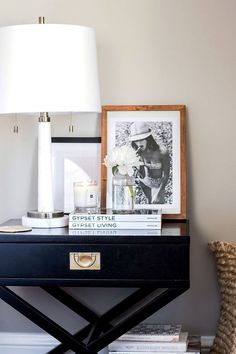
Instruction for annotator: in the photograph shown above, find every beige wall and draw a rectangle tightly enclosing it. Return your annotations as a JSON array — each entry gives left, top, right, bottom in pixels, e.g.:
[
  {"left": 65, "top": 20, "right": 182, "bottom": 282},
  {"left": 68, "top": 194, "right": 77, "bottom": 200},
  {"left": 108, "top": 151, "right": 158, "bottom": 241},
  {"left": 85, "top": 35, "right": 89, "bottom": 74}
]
[{"left": 0, "top": 0, "right": 236, "bottom": 337}]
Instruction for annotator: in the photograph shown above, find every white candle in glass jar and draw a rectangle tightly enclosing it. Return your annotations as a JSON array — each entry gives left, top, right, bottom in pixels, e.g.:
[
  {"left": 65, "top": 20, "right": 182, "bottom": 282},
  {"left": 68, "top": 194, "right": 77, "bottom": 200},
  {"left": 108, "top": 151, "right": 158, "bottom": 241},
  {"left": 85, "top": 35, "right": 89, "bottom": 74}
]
[{"left": 74, "top": 181, "right": 99, "bottom": 209}]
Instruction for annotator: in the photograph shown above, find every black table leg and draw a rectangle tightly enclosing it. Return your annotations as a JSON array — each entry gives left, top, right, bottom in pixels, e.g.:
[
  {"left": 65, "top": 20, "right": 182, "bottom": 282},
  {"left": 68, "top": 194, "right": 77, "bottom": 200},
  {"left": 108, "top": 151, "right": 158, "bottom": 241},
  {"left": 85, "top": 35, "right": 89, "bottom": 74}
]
[
  {"left": 44, "top": 286, "right": 188, "bottom": 354},
  {"left": 47, "top": 287, "right": 155, "bottom": 353},
  {"left": 0, "top": 286, "right": 188, "bottom": 354},
  {"left": 87, "top": 288, "right": 187, "bottom": 353},
  {"left": 41, "top": 286, "right": 99, "bottom": 323},
  {"left": 0, "top": 286, "right": 94, "bottom": 354}
]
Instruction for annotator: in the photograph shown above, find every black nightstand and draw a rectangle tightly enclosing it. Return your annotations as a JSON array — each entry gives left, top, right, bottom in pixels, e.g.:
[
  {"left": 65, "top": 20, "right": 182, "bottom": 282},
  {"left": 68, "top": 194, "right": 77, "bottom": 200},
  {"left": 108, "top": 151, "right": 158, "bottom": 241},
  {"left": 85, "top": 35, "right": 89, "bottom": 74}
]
[{"left": 0, "top": 219, "right": 190, "bottom": 354}]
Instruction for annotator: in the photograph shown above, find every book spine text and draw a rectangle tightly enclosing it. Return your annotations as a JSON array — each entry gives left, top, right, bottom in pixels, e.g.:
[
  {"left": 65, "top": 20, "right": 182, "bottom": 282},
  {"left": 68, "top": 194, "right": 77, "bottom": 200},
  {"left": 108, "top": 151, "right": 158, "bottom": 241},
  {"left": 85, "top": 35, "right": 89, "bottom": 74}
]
[
  {"left": 69, "top": 214, "right": 161, "bottom": 222},
  {"left": 69, "top": 221, "right": 161, "bottom": 230}
]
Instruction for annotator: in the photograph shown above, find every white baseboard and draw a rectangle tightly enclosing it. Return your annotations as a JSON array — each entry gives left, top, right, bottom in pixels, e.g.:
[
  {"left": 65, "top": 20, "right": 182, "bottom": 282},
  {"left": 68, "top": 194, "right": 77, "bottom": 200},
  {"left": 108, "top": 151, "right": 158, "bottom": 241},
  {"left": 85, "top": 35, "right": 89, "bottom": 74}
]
[
  {"left": 0, "top": 332, "right": 59, "bottom": 354},
  {"left": 0, "top": 332, "right": 108, "bottom": 353},
  {"left": 0, "top": 332, "right": 213, "bottom": 354}
]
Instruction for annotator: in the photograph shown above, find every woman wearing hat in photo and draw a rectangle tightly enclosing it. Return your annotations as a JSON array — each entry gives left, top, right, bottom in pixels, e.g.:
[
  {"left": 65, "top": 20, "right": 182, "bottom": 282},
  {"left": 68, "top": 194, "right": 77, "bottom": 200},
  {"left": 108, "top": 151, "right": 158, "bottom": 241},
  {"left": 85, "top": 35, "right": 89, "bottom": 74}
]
[{"left": 129, "top": 121, "right": 170, "bottom": 204}]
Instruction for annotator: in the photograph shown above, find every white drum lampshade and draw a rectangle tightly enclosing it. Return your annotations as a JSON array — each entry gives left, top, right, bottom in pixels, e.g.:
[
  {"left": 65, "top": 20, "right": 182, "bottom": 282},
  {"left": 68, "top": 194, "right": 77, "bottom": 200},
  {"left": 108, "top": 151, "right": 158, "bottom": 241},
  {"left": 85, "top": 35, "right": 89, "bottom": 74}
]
[
  {"left": 0, "top": 24, "right": 100, "bottom": 113},
  {"left": 0, "top": 23, "right": 101, "bottom": 227}
]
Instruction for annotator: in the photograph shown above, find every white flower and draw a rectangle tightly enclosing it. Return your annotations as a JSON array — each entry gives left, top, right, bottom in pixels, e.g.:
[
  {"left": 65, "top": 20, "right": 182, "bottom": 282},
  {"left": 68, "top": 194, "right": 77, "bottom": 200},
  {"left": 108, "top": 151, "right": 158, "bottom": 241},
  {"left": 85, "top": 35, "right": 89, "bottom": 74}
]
[{"left": 104, "top": 145, "right": 142, "bottom": 176}]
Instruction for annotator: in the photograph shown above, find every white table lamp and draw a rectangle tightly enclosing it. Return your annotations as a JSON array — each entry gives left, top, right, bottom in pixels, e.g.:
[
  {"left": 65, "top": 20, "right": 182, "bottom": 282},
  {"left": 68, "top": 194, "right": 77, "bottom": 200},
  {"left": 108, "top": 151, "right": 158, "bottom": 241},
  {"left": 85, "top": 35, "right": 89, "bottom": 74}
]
[{"left": 0, "top": 18, "right": 101, "bottom": 228}]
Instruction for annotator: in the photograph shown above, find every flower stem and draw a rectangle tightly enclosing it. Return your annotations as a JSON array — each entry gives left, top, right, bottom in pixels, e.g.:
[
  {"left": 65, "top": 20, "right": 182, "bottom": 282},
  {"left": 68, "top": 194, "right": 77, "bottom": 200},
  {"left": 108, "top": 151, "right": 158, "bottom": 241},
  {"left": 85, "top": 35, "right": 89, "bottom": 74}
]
[{"left": 128, "top": 185, "right": 135, "bottom": 198}]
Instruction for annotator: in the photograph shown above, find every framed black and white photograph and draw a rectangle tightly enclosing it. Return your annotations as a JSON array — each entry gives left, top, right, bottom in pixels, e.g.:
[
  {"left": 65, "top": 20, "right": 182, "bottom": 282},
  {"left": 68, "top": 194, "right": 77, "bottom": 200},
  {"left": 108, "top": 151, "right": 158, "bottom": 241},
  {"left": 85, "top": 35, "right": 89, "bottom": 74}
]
[
  {"left": 101, "top": 106, "right": 186, "bottom": 219},
  {"left": 52, "top": 137, "right": 101, "bottom": 213}
]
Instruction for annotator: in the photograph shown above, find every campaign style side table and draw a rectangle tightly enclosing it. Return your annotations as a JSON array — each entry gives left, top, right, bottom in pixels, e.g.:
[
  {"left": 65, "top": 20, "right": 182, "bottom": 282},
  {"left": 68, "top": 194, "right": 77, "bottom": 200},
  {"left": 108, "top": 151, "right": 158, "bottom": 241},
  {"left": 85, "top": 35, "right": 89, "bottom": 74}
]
[{"left": 0, "top": 220, "right": 190, "bottom": 354}]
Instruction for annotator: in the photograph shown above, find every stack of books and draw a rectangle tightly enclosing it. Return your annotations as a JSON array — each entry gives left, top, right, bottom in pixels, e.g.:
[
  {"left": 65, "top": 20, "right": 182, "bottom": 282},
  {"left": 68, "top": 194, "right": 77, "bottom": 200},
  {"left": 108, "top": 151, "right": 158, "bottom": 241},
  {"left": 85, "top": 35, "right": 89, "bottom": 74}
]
[
  {"left": 108, "top": 323, "right": 201, "bottom": 354},
  {"left": 69, "top": 209, "right": 162, "bottom": 231}
]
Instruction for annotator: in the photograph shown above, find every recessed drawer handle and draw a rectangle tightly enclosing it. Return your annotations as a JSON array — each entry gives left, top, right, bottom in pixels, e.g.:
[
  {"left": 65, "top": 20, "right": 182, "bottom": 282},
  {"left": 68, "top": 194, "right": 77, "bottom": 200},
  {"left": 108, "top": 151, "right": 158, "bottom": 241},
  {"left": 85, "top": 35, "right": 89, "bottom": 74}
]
[
  {"left": 70, "top": 252, "right": 101, "bottom": 270},
  {"left": 75, "top": 254, "right": 96, "bottom": 268}
]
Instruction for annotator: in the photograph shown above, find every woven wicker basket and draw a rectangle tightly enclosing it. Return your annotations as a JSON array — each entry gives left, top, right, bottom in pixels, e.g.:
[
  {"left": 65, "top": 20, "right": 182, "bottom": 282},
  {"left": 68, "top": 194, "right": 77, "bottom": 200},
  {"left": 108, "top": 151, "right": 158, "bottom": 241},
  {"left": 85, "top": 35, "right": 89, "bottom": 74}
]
[{"left": 209, "top": 241, "right": 236, "bottom": 354}]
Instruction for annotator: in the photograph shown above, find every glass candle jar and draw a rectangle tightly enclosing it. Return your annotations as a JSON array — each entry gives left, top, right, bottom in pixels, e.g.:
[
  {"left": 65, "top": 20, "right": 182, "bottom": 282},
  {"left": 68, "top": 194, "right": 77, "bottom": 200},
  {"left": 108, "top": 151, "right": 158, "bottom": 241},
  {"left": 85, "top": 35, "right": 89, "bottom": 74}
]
[{"left": 73, "top": 181, "right": 99, "bottom": 214}]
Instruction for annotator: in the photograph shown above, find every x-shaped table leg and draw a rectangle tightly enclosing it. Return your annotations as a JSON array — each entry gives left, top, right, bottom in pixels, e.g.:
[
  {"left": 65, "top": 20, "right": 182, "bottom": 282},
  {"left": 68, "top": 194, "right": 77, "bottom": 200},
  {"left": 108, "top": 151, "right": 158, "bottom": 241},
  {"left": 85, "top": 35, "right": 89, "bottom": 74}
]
[
  {"left": 0, "top": 286, "right": 94, "bottom": 354},
  {"left": 43, "top": 286, "right": 188, "bottom": 354},
  {"left": 0, "top": 286, "right": 188, "bottom": 354}
]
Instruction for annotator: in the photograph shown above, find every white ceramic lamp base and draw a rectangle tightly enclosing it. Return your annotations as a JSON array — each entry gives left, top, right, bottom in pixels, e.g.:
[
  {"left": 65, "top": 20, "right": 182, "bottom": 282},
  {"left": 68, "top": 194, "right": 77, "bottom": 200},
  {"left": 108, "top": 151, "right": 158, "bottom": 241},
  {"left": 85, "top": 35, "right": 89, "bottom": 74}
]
[{"left": 22, "top": 215, "right": 69, "bottom": 228}]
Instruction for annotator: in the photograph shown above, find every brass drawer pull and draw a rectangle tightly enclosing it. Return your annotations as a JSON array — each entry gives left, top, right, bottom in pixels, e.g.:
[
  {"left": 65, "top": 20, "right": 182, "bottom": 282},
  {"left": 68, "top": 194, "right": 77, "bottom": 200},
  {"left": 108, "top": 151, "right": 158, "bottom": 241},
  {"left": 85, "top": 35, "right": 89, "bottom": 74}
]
[
  {"left": 70, "top": 252, "right": 101, "bottom": 270},
  {"left": 76, "top": 254, "right": 96, "bottom": 268}
]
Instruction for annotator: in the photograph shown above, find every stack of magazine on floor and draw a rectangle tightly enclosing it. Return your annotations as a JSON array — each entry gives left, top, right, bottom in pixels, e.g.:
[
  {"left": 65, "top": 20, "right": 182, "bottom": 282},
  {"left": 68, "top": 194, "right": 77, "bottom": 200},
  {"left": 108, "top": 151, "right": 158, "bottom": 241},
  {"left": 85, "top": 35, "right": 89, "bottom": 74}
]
[
  {"left": 69, "top": 209, "right": 162, "bottom": 231},
  {"left": 108, "top": 323, "right": 201, "bottom": 354}
]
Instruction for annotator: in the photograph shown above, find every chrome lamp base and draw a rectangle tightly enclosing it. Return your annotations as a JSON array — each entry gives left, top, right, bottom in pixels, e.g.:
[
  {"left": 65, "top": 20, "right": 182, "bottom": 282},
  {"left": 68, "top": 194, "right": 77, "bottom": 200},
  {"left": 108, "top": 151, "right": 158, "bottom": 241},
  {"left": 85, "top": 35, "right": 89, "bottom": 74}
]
[{"left": 22, "top": 210, "right": 69, "bottom": 228}]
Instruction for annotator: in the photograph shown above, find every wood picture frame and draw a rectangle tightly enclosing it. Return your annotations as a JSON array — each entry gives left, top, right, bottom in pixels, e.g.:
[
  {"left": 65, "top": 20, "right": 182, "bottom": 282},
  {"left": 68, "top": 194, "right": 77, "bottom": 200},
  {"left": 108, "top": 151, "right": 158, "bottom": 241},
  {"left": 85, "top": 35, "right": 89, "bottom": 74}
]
[
  {"left": 101, "top": 105, "right": 186, "bottom": 219},
  {"left": 51, "top": 137, "right": 101, "bottom": 214}
]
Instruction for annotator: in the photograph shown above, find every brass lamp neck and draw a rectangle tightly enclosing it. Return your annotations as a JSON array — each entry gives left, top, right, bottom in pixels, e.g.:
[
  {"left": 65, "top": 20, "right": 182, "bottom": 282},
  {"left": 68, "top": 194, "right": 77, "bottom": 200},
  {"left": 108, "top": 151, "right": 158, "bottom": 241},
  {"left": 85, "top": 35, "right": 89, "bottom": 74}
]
[{"left": 39, "top": 112, "right": 50, "bottom": 122}]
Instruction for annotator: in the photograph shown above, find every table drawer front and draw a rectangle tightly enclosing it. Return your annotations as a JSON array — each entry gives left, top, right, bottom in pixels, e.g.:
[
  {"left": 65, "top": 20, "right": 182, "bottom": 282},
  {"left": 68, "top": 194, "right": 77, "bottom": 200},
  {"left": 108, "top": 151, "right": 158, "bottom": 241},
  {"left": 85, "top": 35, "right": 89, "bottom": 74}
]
[{"left": 0, "top": 243, "right": 189, "bottom": 281}]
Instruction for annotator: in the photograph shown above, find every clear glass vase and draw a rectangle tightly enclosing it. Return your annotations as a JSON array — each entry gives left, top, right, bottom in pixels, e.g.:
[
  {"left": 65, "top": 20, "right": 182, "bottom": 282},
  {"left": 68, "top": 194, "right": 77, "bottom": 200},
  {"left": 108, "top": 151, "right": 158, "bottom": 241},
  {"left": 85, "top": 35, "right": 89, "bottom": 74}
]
[{"left": 112, "top": 173, "right": 135, "bottom": 213}]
